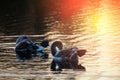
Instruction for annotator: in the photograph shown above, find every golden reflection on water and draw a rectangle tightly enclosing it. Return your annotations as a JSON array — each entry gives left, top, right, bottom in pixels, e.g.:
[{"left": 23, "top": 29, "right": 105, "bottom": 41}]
[
  {"left": 46, "top": 0, "right": 120, "bottom": 79},
  {"left": 1, "top": 0, "right": 120, "bottom": 80}
]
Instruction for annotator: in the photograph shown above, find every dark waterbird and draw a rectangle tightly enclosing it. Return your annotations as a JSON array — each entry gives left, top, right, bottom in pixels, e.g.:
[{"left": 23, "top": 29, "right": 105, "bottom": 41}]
[
  {"left": 50, "top": 41, "right": 86, "bottom": 73},
  {"left": 15, "top": 35, "right": 49, "bottom": 62}
]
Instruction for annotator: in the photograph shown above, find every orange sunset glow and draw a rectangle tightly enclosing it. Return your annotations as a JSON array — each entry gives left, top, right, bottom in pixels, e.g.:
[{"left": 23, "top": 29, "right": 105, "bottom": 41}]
[
  {"left": 59, "top": 0, "right": 88, "bottom": 20},
  {"left": 0, "top": 0, "right": 120, "bottom": 80},
  {"left": 57, "top": 0, "right": 120, "bottom": 27},
  {"left": 61, "top": 0, "right": 120, "bottom": 34}
]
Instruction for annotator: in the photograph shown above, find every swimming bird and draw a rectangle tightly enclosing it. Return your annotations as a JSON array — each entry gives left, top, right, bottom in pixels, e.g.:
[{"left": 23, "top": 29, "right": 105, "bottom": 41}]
[
  {"left": 50, "top": 41, "right": 86, "bottom": 72},
  {"left": 15, "top": 35, "right": 49, "bottom": 62}
]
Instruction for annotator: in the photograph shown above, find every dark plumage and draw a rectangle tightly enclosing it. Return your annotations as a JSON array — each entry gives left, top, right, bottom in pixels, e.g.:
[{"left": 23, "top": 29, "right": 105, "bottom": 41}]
[{"left": 50, "top": 41, "right": 86, "bottom": 72}]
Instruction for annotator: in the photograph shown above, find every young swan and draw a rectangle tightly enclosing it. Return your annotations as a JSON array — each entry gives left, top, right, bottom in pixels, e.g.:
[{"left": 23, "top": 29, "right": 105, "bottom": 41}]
[{"left": 50, "top": 41, "right": 86, "bottom": 73}]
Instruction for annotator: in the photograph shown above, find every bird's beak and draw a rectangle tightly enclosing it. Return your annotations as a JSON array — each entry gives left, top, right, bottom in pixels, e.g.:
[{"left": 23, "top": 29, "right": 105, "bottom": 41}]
[{"left": 77, "top": 49, "right": 86, "bottom": 57}]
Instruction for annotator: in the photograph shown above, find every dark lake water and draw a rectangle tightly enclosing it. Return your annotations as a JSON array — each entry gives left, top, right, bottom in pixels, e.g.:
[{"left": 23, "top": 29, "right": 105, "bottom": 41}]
[{"left": 0, "top": 0, "right": 120, "bottom": 80}]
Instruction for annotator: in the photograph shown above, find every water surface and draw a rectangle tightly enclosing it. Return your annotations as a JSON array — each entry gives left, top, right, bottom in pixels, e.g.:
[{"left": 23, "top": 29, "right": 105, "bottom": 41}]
[{"left": 0, "top": 0, "right": 120, "bottom": 80}]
